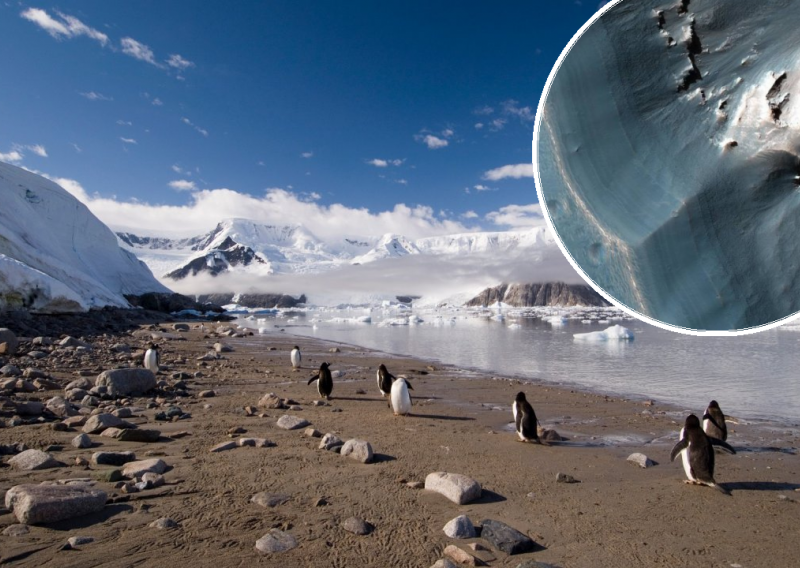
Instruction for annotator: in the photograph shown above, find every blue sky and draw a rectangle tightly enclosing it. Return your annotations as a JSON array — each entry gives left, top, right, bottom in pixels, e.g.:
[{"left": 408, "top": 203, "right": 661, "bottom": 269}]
[{"left": 1, "top": 1, "right": 606, "bottom": 238}]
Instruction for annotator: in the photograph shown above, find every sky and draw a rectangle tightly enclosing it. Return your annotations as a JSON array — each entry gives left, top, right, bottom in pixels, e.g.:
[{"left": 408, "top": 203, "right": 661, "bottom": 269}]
[{"left": 0, "top": 1, "right": 608, "bottom": 240}]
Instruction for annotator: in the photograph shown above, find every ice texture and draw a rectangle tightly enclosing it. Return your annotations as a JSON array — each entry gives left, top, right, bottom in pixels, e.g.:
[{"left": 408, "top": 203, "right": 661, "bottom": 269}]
[{"left": 537, "top": 0, "right": 800, "bottom": 331}]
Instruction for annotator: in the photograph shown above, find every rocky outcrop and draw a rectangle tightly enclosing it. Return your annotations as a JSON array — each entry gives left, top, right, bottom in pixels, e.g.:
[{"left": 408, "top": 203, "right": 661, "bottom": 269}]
[
  {"left": 124, "top": 292, "right": 225, "bottom": 314},
  {"left": 196, "top": 293, "right": 306, "bottom": 309},
  {"left": 466, "top": 283, "right": 610, "bottom": 308},
  {"left": 165, "top": 237, "right": 265, "bottom": 280}
]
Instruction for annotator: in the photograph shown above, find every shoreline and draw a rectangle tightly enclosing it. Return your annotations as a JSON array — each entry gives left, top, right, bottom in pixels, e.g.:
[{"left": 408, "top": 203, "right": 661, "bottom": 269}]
[{"left": 1, "top": 320, "right": 798, "bottom": 567}]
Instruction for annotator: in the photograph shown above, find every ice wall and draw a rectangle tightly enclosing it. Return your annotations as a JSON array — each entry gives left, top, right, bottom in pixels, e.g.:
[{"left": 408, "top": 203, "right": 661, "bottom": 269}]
[{"left": 537, "top": 0, "right": 800, "bottom": 331}]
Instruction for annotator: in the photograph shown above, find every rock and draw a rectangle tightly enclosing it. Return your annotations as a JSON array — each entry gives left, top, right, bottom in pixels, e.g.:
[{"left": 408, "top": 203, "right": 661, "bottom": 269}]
[
  {"left": 82, "top": 413, "right": 127, "bottom": 434},
  {"left": 46, "top": 396, "right": 76, "bottom": 418},
  {"left": 305, "top": 428, "right": 322, "bottom": 438},
  {"left": 112, "top": 407, "right": 134, "bottom": 418},
  {"left": 237, "top": 437, "right": 274, "bottom": 448},
  {"left": 141, "top": 472, "right": 165, "bottom": 488},
  {"left": 244, "top": 405, "right": 258, "bottom": 416},
  {"left": 331, "top": 370, "right": 346, "bottom": 378},
  {"left": 443, "top": 515, "right": 476, "bottom": 539},
  {"left": 0, "top": 364, "right": 21, "bottom": 377},
  {"left": 213, "top": 343, "right": 233, "bottom": 353},
  {"left": 430, "top": 560, "right": 459, "bottom": 568},
  {"left": 91, "top": 451, "right": 136, "bottom": 466},
  {"left": 341, "top": 516, "right": 373, "bottom": 535},
  {"left": 95, "top": 469, "right": 122, "bottom": 483},
  {"left": 95, "top": 369, "right": 156, "bottom": 397},
  {"left": 406, "top": 481, "right": 424, "bottom": 489},
  {"left": 65, "top": 378, "right": 92, "bottom": 391},
  {"left": 340, "top": 439, "right": 374, "bottom": 463},
  {"left": 3, "top": 524, "right": 30, "bottom": 536},
  {"left": 197, "top": 390, "right": 216, "bottom": 398},
  {"left": 514, "top": 562, "right": 561, "bottom": 568},
  {"left": 556, "top": 472, "right": 579, "bottom": 484},
  {"left": 540, "top": 428, "right": 566, "bottom": 442},
  {"left": 329, "top": 347, "right": 340, "bottom": 353},
  {"left": 627, "top": 453, "right": 656, "bottom": 468},
  {"left": 72, "top": 433, "right": 92, "bottom": 449},
  {"left": 210, "top": 441, "right": 238, "bottom": 453},
  {"left": 149, "top": 517, "right": 178, "bottom": 529},
  {"left": 173, "top": 323, "right": 190, "bottom": 331},
  {"left": 276, "top": 415, "right": 309, "bottom": 430},
  {"left": 443, "top": 545, "right": 485, "bottom": 566},
  {"left": 121, "top": 458, "right": 167, "bottom": 478},
  {"left": 255, "top": 529, "right": 298, "bottom": 554},
  {"left": 319, "top": 433, "right": 343, "bottom": 450},
  {"left": 63, "top": 415, "right": 87, "bottom": 428},
  {"left": 117, "top": 429, "right": 161, "bottom": 443},
  {"left": 479, "top": 519, "right": 537, "bottom": 555},
  {"left": 258, "top": 393, "right": 287, "bottom": 409},
  {"left": 251, "top": 492, "right": 290, "bottom": 508},
  {"left": 425, "top": 472, "right": 482, "bottom": 505},
  {"left": 9, "top": 449, "right": 61, "bottom": 471},
  {"left": 5, "top": 484, "right": 107, "bottom": 524},
  {"left": 67, "top": 536, "right": 95, "bottom": 547},
  {"left": 15, "top": 401, "right": 44, "bottom": 415},
  {"left": 60, "top": 336, "right": 92, "bottom": 349},
  {"left": 100, "top": 427, "right": 124, "bottom": 439},
  {"left": 0, "top": 329, "right": 19, "bottom": 355},
  {"left": 23, "top": 368, "right": 47, "bottom": 380}
]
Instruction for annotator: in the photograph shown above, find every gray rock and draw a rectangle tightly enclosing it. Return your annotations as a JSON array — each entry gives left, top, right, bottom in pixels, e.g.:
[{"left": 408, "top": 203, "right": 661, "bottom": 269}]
[
  {"left": 209, "top": 441, "right": 238, "bottom": 453},
  {"left": 91, "top": 451, "right": 136, "bottom": 466},
  {"left": 32, "top": 336, "right": 53, "bottom": 346},
  {"left": 117, "top": 429, "right": 161, "bottom": 443},
  {"left": 23, "top": 368, "right": 47, "bottom": 379},
  {"left": 0, "top": 328, "right": 19, "bottom": 355},
  {"left": 63, "top": 415, "right": 87, "bottom": 428},
  {"left": 149, "top": 517, "right": 178, "bottom": 529},
  {"left": 430, "top": 560, "right": 459, "bottom": 568},
  {"left": 443, "top": 514, "right": 476, "bottom": 539},
  {"left": 443, "top": 545, "right": 484, "bottom": 566},
  {"left": 425, "top": 472, "right": 482, "bottom": 505},
  {"left": 15, "top": 401, "right": 44, "bottom": 415},
  {"left": 141, "top": 472, "right": 165, "bottom": 488},
  {"left": 276, "top": 415, "right": 309, "bottom": 430},
  {"left": 172, "top": 323, "right": 190, "bottom": 331},
  {"left": 59, "top": 336, "right": 92, "bottom": 349},
  {"left": 1, "top": 364, "right": 21, "bottom": 377},
  {"left": 340, "top": 439, "right": 374, "bottom": 463},
  {"left": 255, "top": 529, "right": 298, "bottom": 554},
  {"left": 214, "top": 342, "right": 233, "bottom": 353},
  {"left": 555, "top": 472, "right": 579, "bottom": 484},
  {"left": 258, "top": 392, "right": 287, "bottom": 409},
  {"left": 121, "top": 458, "right": 167, "bottom": 478},
  {"left": 46, "top": 396, "right": 76, "bottom": 418},
  {"left": 3, "top": 524, "right": 30, "bottom": 536},
  {"left": 5, "top": 484, "right": 107, "bottom": 524},
  {"left": 305, "top": 428, "right": 322, "bottom": 438},
  {"left": 9, "top": 449, "right": 61, "bottom": 471},
  {"left": 72, "top": 433, "right": 92, "bottom": 449},
  {"left": 515, "top": 562, "right": 561, "bottom": 568},
  {"left": 65, "top": 378, "right": 92, "bottom": 391},
  {"left": 197, "top": 390, "right": 216, "bottom": 398},
  {"left": 82, "top": 413, "right": 125, "bottom": 434},
  {"left": 112, "top": 407, "right": 134, "bottom": 418},
  {"left": 81, "top": 395, "right": 100, "bottom": 407},
  {"left": 100, "top": 427, "right": 124, "bottom": 439},
  {"left": 319, "top": 433, "right": 343, "bottom": 450},
  {"left": 341, "top": 516, "right": 373, "bottom": 535},
  {"left": 237, "top": 437, "right": 275, "bottom": 448},
  {"left": 67, "top": 536, "right": 95, "bottom": 547},
  {"left": 95, "top": 368, "right": 156, "bottom": 397},
  {"left": 627, "top": 453, "right": 656, "bottom": 468},
  {"left": 251, "top": 492, "right": 290, "bottom": 508},
  {"left": 479, "top": 519, "right": 537, "bottom": 555}
]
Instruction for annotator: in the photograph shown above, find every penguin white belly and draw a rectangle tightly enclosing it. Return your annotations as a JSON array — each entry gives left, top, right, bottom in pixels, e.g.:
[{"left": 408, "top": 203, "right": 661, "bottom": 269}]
[
  {"left": 290, "top": 350, "right": 301, "bottom": 368},
  {"left": 702, "top": 418, "right": 711, "bottom": 435},
  {"left": 680, "top": 444, "right": 695, "bottom": 481},
  {"left": 144, "top": 350, "right": 158, "bottom": 373},
  {"left": 377, "top": 370, "right": 384, "bottom": 395},
  {"left": 391, "top": 380, "right": 412, "bottom": 415}
]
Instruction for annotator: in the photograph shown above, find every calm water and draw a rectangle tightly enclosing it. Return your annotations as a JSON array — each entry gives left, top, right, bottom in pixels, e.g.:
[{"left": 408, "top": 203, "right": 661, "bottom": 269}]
[{"left": 237, "top": 308, "right": 800, "bottom": 424}]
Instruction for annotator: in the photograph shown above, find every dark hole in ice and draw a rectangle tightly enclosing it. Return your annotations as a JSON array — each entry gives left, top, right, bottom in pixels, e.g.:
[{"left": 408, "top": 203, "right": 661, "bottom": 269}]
[{"left": 678, "top": 0, "right": 690, "bottom": 16}]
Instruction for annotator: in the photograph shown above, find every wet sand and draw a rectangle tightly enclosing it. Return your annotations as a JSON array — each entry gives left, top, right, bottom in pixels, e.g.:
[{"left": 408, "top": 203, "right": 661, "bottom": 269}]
[{"left": 1, "top": 322, "right": 799, "bottom": 567}]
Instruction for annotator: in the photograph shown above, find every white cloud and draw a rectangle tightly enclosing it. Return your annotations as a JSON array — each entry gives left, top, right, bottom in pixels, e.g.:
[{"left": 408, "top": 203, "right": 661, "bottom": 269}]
[
  {"left": 502, "top": 99, "right": 535, "bottom": 122},
  {"left": 171, "top": 164, "right": 188, "bottom": 175},
  {"left": 169, "top": 179, "right": 196, "bottom": 191},
  {"left": 485, "top": 203, "right": 546, "bottom": 229},
  {"left": 462, "top": 210, "right": 478, "bottom": 219},
  {"left": 0, "top": 150, "right": 24, "bottom": 163},
  {"left": 152, "top": 97, "right": 164, "bottom": 106},
  {"left": 80, "top": 91, "right": 113, "bottom": 101},
  {"left": 120, "top": 137, "right": 137, "bottom": 144},
  {"left": 474, "top": 123, "right": 484, "bottom": 130},
  {"left": 166, "top": 53, "right": 194, "bottom": 70},
  {"left": 473, "top": 105, "right": 494, "bottom": 116},
  {"left": 27, "top": 144, "right": 48, "bottom": 157},
  {"left": 367, "top": 159, "right": 388, "bottom": 167},
  {"left": 20, "top": 8, "right": 108, "bottom": 46},
  {"left": 116, "top": 120, "right": 133, "bottom": 126},
  {"left": 473, "top": 184, "right": 496, "bottom": 192},
  {"left": 301, "top": 152, "right": 314, "bottom": 158},
  {"left": 395, "top": 179, "right": 408, "bottom": 185},
  {"left": 416, "top": 134, "right": 448, "bottom": 149},
  {"left": 181, "top": 117, "right": 209, "bottom": 137},
  {"left": 72, "top": 143, "right": 82, "bottom": 153},
  {"left": 441, "top": 128, "right": 454, "bottom": 138},
  {"left": 490, "top": 118, "right": 508, "bottom": 131},
  {"left": 121, "top": 37, "right": 159, "bottom": 66},
  {"left": 482, "top": 163, "right": 533, "bottom": 181}
]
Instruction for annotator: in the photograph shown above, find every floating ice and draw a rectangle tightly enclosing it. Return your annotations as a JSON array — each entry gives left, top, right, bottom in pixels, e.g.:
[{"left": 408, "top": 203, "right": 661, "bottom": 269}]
[
  {"left": 537, "top": 0, "right": 800, "bottom": 331},
  {"left": 573, "top": 325, "right": 634, "bottom": 342},
  {"left": 545, "top": 315, "right": 567, "bottom": 326}
]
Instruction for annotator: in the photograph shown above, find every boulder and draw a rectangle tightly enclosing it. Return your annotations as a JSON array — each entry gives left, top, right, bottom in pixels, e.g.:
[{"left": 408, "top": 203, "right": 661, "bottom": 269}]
[
  {"left": 276, "top": 415, "right": 309, "bottom": 430},
  {"left": 9, "top": 449, "right": 61, "bottom": 471},
  {"left": 95, "top": 368, "right": 156, "bottom": 397},
  {"left": 340, "top": 439, "right": 373, "bottom": 463},
  {"left": 479, "top": 519, "right": 537, "bottom": 555},
  {"left": 91, "top": 451, "right": 136, "bottom": 466},
  {"left": 319, "top": 433, "right": 343, "bottom": 451},
  {"left": 627, "top": 453, "right": 656, "bottom": 468},
  {"left": 341, "top": 516, "right": 373, "bottom": 535},
  {"left": 117, "top": 429, "right": 161, "bottom": 443},
  {"left": 0, "top": 328, "right": 19, "bottom": 355},
  {"left": 5, "top": 484, "right": 107, "bottom": 524},
  {"left": 82, "top": 413, "right": 125, "bottom": 434},
  {"left": 443, "top": 515, "right": 476, "bottom": 539},
  {"left": 121, "top": 458, "right": 167, "bottom": 479},
  {"left": 425, "top": 472, "right": 482, "bottom": 505},
  {"left": 255, "top": 529, "right": 298, "bottom": 554}
]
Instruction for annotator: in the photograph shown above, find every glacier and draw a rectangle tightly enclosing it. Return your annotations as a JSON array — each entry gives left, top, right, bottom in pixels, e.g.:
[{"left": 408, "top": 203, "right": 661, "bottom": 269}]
[{"left": 536, "top": 0, "right": 800, "bottom": 332}]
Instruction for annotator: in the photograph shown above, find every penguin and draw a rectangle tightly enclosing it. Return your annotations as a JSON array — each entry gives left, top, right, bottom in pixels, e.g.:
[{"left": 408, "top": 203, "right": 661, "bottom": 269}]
[
  {"left": 290, "top": 346, "right": 301, "bottom": 371},
  {"left": 307, "top": 362, "right": 333, "bottom": 400},
  {"left": 702, "top": 400, "right": 727, "bottom": 442},
  {"left": 669, "top": 414, "right": 736, "bottom": 495},
  {"left": 512, "top": 392, "right": 541, "bottom": 443},
  {"left": 377, "top": 364, "right": 396, "bottom": 399},
  {"left": 143, "top": 343, "right": 160, "bottom": 374},
  {"left": 390, "top": 376, "right": 413, "bottom": 416}
]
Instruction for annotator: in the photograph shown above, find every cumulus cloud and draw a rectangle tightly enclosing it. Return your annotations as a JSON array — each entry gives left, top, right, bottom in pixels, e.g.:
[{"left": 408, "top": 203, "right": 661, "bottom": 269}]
[
  {"left": 366, "top": 158, "right": 404, "bottom": 167},
  {"left": 181, "top": 117, "right": 209, "bottom": 137},
  {"left": 482, "top": 163, "right": 533, "bottom": 181},
  {"left": 416, "top": 134, "right": 448, "bottom": 149},
  {"left": 462, "top": 210, "right": 478, "bottom": 219},
  {"left": 20, "top": 8, "right": 109, "bottom": 46},
  {"left": 473, "top": 105, "right": 494, "bottom": 116},
  {"left": 80, "top": 91, "right": 113, "bottom": 101},
  {"left": 502, "top": 99, "right": 535, "bottom": 123},
  {"left": 121, "top": 37, "right": 159, "bottom": 66},
  {"left": 301, "top": 151, "right": 314, "bottom": 158},
  {"left": 485, "top": 204, "right": 546, "bottom": 229},
  {"left": 0, "top": 150, "right": 24, "bottom": 163},
  {"left": 166, "top": 54, "right": 194, "bottom": 70},
  {"left": 116, "top": 120, "right": 133, "bottom": 126},
  {"left": 168, "top": 179, "right": 196, "bottom": 191},
  {"left": 152, "top": 97, "right": 164, "bottom": 106}
]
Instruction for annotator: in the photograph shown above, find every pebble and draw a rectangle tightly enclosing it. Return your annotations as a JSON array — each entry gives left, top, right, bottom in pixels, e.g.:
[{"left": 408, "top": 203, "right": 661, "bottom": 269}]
[
  {"left": 141, "top": 472, "right": 165, "bottom": 488},
  {"left": 443, "top": 545, "right": 484, "bottom": 566},
  {"left": 430, "top": 560, "right": 459, "bottom": 568},
  {"left": 121, "top": 458, "right": 167, "bottom": 478},
  {"left": 425, "top": 472, "right": 482, "bottom": 505},
  {"left": 627, "top": 453, "right": 656, "bottom": 468},
  {"left": 237, "top": 437, "right": 275, "bottom": 448},
  {"left": 276, "top": 415, "right": 310, "bottom": 430},
  {"left": 341, "top": 516, "right": 373, "bottom": 535},
  {"left": 149, "top": 517, "right": 179, "bottom": 529},
  {"left": 209, "top": 441, "right": 238, "bottom": 453},
  {"left": 556, "top": 472, "right": 579, "bottom": 484},
  {"left": 443, "top": 515, "right": 476, "bottom": 539},
  {"left": 67, "top": 536, "right": 95, "bottom": 547},
  {"left": 255, "top": 529, "right": 298, "bottom": 554},
  {"left": 479, "top": 519, "right": 537, "bottom": 555},
  {"left": 198, "top": 390, "right": 216, "bottom": 398},
  {"left": 251, "top": 492, "right": 291, "bottom": 508}
]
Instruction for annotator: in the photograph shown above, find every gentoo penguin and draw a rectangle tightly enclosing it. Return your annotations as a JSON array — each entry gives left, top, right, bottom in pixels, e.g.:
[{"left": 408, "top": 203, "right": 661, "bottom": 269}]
[
  {"left": 307, "top": 362, "right": 333, "bottom": 400},
  {"left": 377, "top": 364, "right": 396, "bottom": 399},
  {"left": 390, "top": 376, "right": 413, "bottom": 416},
  {"left": 670, "top": 414, "right": 736, "bottom": 495},
  {"left": 290, "top": 346, "right": 301, "bottom": 371},
  {"left": 702, "top": 400, "right": 728, "bottom": 442},
  {"left": 143, "top": 343, "right": 160, "bottom": 374},
  {"left": 512, "top": 392, "right": 541, "bottom": 443}
]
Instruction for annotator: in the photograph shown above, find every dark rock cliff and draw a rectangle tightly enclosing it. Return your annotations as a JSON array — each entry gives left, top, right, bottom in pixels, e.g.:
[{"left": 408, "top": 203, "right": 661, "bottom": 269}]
[{"left": 465, "top": 283, "right": 610, "bottom": 308}]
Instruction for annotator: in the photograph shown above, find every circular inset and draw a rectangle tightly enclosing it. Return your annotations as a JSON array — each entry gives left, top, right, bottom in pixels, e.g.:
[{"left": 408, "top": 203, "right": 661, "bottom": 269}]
[{"left": 534, "top": 0, "right": 800, "bottom": 334}]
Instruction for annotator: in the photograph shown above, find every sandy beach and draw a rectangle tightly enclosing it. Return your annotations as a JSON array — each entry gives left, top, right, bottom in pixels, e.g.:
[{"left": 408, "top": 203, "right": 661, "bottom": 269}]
[{"left": 1, "top": 319, "right": 799, "bottom": 568}]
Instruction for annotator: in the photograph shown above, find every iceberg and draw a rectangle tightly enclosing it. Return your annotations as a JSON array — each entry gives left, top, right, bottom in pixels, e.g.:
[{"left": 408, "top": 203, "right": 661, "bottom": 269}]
[
  {"left": 536, "top": 0, "right": 800, "bottom": 332},
  {"left": 573, "top": 325, "right": 634, "bottom": 342}
]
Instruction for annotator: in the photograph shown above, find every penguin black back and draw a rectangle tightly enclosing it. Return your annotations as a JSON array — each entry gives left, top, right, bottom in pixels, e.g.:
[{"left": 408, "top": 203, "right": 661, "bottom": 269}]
[
  {"left": 703, "top": 400, "right": 727, "bottom": 442},
  {"left": 308, "top": 362, "right": 333, "bottom": 399},
  {"left": 513, "top": 392, "right": 540, "bottom": 443}
]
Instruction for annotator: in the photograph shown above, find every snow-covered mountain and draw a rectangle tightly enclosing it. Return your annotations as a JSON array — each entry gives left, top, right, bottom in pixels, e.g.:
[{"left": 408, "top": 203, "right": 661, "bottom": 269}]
[
  {"left": 0, "top": 162, "right": 171, "bottom": 313},
  {"left": 118, "top": 218, "right": 558, "bottom": 284}
]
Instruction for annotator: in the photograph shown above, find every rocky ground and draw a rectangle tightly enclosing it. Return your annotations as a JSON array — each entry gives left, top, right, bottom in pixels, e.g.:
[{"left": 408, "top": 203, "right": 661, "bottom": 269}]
[{"left": 0, "top": 313, "right": 799, "bottom": 567}]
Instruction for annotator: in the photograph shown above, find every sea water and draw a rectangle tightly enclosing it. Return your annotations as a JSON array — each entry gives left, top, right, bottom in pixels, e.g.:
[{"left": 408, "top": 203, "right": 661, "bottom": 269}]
[{"left": 237, "top": 307, "right": 800, "bottom": 424}]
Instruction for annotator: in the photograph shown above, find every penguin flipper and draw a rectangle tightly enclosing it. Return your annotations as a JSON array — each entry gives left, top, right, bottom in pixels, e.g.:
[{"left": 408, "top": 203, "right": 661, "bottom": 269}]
[
  {"left": 406, "top": 381, "right": 413, "bottom": 390},
  {"left": 703, "top": 411, "right": 724, "bottom": 433},
  {"left": 709, "top": 437, "right": 736, "bottom": 454},
  {"left": 669, "top": 439, "right": 689, "bottom": 462},
  {"left": 307, "top": 374, "right": 320, "bottom": 385}
]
